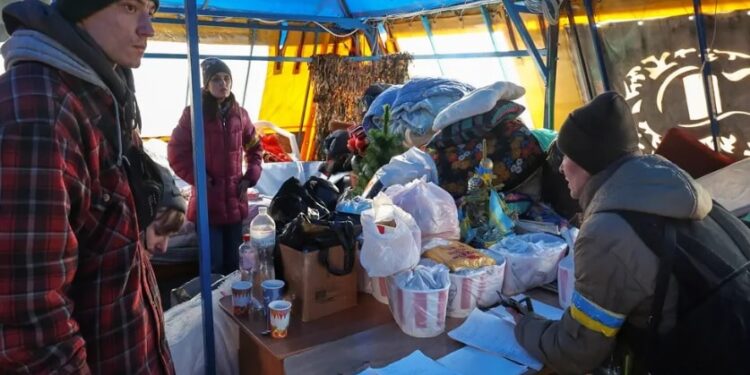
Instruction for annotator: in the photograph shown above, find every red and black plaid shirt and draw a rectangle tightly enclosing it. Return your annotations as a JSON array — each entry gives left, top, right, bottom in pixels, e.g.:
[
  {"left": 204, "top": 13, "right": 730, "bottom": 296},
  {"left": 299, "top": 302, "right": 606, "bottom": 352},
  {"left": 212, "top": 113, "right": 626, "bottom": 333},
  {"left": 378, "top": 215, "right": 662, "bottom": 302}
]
[{"left": 0, "top": 62, "right": 175, "bottom": 374}]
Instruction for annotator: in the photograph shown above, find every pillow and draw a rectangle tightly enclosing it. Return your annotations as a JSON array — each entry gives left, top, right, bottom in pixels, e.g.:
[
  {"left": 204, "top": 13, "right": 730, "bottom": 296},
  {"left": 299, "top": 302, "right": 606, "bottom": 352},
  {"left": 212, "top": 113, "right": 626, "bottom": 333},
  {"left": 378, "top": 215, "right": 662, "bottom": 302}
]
[{"left": 433, "top": 81, "right": 525, "bottom": 131}]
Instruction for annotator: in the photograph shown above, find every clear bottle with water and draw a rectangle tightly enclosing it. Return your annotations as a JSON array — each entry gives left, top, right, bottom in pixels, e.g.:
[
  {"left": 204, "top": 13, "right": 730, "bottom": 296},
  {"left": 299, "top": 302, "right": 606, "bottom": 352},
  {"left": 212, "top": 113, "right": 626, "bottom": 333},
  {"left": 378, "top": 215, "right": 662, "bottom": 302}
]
[
  {"left": 250, "top": 207, "right": 276, "bottom": 299},
  {"left": 238, "top": 233, "right": 257, "bottom": 282}
]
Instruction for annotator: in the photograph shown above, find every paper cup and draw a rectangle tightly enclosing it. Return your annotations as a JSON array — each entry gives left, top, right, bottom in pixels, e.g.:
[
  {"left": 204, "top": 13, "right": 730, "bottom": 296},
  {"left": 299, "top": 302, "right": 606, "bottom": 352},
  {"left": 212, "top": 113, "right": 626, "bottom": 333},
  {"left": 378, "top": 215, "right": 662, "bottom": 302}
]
[
  {"left": 269, "top": 300, "right": 292, "bottom": 338},
  {"left": 231, "top": 281, "right": 253, "bottom": 316},
  {"left": 261, "top": 279, "right": 285, "bottom": 307}
]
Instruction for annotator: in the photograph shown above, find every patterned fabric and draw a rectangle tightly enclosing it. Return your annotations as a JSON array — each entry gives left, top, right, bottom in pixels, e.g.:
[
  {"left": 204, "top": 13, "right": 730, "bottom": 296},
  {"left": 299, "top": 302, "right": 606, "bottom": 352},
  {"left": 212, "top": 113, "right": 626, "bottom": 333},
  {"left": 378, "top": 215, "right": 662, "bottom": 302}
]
[
  {"left": 428, "top": 119, "right": 545, "bottom": 198},
  {"left": 168, "top": 97, "right": 263, "bottom": 225},
  {"left": 428, "top": 100, "right": 526, "bottom": 148},
  {"left": 0, "top": 62, "right": 174, "bottom": 374}
]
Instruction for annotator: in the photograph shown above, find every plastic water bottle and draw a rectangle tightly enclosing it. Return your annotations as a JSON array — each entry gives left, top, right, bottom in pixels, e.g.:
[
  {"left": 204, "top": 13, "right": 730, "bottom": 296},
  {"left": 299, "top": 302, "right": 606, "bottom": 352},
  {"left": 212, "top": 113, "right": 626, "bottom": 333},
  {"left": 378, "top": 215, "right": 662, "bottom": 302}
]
[
  {"left": 250, "top": 206, "right": 276, "bottom": 288},
  {"left": 238, "top": 233, "right": 257, "bottom": 282}
]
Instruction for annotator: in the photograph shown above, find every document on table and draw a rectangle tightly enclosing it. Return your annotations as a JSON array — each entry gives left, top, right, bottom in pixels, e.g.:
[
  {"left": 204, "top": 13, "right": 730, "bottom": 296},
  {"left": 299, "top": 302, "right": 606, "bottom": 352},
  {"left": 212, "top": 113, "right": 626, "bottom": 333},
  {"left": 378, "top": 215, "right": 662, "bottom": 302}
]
[
  {"left": 438, "top": 346, "right": 527, "bottom": 375},
  {"left": 357, "top": 350, "right": 458, "bottom": 375},
  {"left": 448, "top": 309, "right": 544, "bottom": 370},
  {"left": 489, "top": 295, "right": 565, "bottom": 324}
]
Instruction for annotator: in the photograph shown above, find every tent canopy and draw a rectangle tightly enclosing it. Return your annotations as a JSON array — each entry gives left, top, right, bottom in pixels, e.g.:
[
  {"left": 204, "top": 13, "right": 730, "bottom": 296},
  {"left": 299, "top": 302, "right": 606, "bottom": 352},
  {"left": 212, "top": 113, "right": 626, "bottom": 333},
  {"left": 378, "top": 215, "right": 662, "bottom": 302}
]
[{"left": 157, "top": 0, "right": 496, "bottom": 26}]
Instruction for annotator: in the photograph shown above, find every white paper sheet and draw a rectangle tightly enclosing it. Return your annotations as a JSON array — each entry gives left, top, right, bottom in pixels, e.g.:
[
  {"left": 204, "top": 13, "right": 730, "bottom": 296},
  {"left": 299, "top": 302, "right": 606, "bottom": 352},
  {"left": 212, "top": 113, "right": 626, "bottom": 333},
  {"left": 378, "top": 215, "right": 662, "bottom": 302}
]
[
  {"left": 489, "top": 295, "right": 565, "bottom": 324},
  {"left": 448, "top": 309, "right": 543, "bottom": 370},
  {"left": 438, "top": 347, "right": 527, "bottom": 375},
  {"left": 357, "top": 350, "right": 459, "bottom": 375}
]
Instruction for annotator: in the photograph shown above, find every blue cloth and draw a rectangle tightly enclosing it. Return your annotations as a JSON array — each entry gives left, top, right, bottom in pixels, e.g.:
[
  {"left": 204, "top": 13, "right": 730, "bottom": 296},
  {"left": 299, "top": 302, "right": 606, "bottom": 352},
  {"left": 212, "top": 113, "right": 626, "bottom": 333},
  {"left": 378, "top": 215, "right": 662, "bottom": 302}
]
[
  {"left": 363, "top": 78, "right": 474, "bottom": 138},
  {"left": 362, "top": 84, "right": 401, "bottom": 133},
  {"left": 390, "top": 78, "right": 474, "bottom": 136}
]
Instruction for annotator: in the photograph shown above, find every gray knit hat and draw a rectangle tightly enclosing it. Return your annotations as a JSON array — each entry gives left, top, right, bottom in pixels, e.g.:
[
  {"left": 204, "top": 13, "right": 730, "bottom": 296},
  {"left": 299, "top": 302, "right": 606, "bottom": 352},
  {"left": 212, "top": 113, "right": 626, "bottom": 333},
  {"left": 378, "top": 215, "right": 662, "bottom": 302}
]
[{"left": 201, "top": 57, "right": 232, "bottom": 88}]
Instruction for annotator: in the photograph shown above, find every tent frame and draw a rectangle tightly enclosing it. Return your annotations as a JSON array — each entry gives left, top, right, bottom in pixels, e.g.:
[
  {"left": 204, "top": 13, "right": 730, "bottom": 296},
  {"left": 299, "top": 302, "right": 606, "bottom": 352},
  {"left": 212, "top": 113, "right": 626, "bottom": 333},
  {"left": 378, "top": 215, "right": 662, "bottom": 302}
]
[
  {"left": 165, "top": 0, "right": 724, "bottom": 372},
  {"left": 167, "top": 2, "right": 562, "bottom": 373}
]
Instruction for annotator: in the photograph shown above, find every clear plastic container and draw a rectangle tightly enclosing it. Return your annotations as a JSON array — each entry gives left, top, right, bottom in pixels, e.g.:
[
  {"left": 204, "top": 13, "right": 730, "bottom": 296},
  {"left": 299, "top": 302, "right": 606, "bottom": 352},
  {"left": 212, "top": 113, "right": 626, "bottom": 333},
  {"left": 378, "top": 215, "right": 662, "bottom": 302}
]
[
  {"left": 250, "top": 207, "right": 276, "bottom": 293},
  {"left": 238, "top": 233, "right": 257, "bottom": 282}
]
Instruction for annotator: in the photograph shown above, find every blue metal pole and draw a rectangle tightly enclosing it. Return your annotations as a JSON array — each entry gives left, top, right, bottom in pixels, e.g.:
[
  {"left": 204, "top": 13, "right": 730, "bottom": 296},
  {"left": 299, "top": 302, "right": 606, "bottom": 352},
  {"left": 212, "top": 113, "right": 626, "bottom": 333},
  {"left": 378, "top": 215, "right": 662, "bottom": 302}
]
[
  {"left": 152, "top": 17, "right": 325, "bottom": 33},
  {"left": 184, "top": 0, "right": 216, "bottom": 374},
  {"left": 421, "top": 15, "right": 445, "bottom": 75},
  {"left": 144, "top": 50, "right": 546, "bottom": 62},
  {"left": 692, "top": 0, "right": 721, "bottom": 152},
  {"left": 157, "top": 6, "right": 366, "bottom": 30},
  {"left": 501, "top": 0, "right": 547, "bottom": 83},
  {"left": 583, "top": 0, "right": 611, "bottom": 91},
  {"left": 544, "top": 22, "right": 560, "bottom": 130},
  {"left": 480, "top": 5, "right": 510, "bottom": 80}
]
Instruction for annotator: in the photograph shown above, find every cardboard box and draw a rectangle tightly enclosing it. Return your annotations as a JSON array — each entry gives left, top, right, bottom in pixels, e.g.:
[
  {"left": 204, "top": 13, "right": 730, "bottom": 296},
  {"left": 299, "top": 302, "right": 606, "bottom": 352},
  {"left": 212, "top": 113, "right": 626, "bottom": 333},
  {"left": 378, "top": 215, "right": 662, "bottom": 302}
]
[{"left": 280, "top": 244, "right": 358, "bottom": 322}]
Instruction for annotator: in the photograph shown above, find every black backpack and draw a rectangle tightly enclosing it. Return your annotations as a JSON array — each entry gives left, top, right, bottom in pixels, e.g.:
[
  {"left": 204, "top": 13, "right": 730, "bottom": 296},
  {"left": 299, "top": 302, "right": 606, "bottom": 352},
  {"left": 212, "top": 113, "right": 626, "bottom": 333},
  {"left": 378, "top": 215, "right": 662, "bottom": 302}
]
[{"left": 612, "top": 203, "right": 750, "bottom": 375}]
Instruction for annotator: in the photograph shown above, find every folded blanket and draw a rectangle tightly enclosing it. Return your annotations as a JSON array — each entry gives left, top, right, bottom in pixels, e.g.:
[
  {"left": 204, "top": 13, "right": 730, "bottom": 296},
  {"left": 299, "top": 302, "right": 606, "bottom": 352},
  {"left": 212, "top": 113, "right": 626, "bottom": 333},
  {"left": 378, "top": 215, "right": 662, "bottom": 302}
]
[
  {"left": 428, "top": 100, "right": 526, "bottom": 149},
  {"left": 433, "top": 81, "right": 525, "bottom": 131}
]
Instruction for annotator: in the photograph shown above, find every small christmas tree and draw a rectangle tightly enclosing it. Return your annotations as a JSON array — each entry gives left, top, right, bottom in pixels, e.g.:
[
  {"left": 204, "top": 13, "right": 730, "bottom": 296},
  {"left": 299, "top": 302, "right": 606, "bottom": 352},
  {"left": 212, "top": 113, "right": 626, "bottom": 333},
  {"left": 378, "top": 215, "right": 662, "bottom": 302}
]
[{"left": 353, "top": 105, "right": 405, "bottom": 195}]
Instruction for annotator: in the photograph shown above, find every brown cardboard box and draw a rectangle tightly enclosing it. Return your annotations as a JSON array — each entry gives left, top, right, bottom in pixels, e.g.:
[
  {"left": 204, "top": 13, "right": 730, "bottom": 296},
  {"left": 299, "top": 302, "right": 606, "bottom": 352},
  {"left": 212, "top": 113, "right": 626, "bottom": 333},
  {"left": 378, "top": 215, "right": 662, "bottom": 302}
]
[{"left": 280, "top": 243, "right": 358, "bottom": 322}]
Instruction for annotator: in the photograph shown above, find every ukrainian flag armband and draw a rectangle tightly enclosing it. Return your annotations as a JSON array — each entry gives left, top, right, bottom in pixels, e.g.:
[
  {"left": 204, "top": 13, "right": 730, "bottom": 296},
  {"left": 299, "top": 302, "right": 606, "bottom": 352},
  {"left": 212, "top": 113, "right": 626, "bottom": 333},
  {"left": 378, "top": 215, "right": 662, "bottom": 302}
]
[{"left": 570, "top": 291, "right": 626, "bottom": 337}]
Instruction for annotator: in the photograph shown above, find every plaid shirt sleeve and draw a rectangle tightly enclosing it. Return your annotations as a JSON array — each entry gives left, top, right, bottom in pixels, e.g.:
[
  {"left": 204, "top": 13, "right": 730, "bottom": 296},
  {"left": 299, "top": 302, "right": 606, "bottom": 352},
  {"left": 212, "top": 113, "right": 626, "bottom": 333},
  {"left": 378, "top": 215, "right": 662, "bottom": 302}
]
[{"left": 0, "top": 69, "right": 91, "bottom": 373}]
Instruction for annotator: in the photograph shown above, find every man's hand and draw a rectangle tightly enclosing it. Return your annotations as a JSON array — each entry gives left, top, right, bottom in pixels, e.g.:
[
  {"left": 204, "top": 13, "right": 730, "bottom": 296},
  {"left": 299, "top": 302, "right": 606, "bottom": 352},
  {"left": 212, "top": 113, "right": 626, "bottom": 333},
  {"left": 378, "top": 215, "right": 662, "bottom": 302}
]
[
  {"left": 506, "top": 307, "right": 524, "bottom": 324},
  {"left": 237, "top": 179, "right": 250, "bottom": 198}
]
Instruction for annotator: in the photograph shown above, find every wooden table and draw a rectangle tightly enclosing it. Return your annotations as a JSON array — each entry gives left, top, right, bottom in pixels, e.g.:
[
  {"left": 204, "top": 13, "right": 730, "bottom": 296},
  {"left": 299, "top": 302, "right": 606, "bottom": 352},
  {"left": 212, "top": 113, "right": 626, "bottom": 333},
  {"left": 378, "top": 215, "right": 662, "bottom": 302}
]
[{"left": 220, "top": 290, "right": 559, "bottom": 375}]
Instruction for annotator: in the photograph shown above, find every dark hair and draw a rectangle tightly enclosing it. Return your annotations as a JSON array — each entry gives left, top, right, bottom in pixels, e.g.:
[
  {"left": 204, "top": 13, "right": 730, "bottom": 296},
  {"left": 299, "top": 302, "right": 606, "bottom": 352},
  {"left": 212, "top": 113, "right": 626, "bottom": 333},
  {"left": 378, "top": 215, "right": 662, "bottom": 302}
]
[
  {"left": 152, "top": 207, "right": 186, "bottom": 236},
  {"left": 201, "top": 89, "right": 236, "bottom": 120}
]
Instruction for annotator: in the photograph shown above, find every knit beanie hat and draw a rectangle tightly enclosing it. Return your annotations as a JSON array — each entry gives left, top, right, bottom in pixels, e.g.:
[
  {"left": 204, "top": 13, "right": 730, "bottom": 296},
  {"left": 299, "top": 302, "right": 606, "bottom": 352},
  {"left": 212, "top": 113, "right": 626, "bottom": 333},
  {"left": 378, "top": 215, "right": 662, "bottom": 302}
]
[
  {"left": 557, "top": 91, "right": 640, "bottom": 175},
  {"left": 56, "top": 0, "right": 160, "bottom": 22},
  {"left": 324, "top": 129, "right": 350, "bottom": 159},
  {"left": 201, "top": 57, "right": 232, "bottom": 88}
]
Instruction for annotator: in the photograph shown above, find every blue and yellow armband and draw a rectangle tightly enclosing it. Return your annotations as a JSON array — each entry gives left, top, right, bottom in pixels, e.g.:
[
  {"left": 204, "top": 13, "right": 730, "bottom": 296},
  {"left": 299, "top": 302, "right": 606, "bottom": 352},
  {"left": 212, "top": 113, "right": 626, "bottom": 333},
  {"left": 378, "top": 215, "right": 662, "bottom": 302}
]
[{"left": 570, "top": 291, "right": 626, "bottom": 337}]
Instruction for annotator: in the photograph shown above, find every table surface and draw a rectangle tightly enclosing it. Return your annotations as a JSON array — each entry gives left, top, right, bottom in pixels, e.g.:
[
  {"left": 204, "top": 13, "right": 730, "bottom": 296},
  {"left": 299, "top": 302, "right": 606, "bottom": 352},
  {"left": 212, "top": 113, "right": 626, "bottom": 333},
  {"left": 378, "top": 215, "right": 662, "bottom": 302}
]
[{"left": 220, "top": 289, "right": 560, "bottom": 374}]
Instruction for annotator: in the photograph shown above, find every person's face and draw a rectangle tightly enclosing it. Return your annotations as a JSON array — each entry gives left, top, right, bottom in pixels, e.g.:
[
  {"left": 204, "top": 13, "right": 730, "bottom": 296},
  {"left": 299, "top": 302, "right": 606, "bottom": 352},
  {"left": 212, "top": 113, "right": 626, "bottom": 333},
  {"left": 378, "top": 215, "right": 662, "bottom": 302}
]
[
  {"left": 145, "top": 222, "right": 169, "bottom": 256},
  {"left": 208, "top": 72, "right": 232, "bottom": 101},
  {"left": 79, "top": 0, "right": 156, "bottom": 68},
  {"left": 560, "top": 155, "right": 591, "bottom": 200}
]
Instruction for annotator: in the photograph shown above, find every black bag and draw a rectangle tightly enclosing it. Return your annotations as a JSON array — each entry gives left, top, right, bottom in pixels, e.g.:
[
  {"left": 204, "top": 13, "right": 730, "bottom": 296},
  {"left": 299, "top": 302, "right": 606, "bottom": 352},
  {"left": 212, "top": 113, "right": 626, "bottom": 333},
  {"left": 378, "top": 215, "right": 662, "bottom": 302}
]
[
  {"left": 123, "top": 145, "right": 186, "bottom": 230},
  {"left": 613, "top": 203, "right": 750, "bottom": 375},
  {"left": 268, "top": 177, "right": 340, "bottom": 232},
  {"left": 271, "top": 176, "right": 358, "bottom": 277},
  {"left": 278, "top": 214, "right": 359, "bottom": 276}
]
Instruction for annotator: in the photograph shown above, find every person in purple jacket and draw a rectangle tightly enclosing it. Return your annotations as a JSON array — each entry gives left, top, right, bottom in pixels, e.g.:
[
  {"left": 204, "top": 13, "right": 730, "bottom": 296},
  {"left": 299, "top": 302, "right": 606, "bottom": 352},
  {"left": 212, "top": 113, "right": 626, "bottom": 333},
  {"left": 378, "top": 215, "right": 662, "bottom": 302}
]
[{"left": 168, "top": 57, "right": 263, "bottom": 275}]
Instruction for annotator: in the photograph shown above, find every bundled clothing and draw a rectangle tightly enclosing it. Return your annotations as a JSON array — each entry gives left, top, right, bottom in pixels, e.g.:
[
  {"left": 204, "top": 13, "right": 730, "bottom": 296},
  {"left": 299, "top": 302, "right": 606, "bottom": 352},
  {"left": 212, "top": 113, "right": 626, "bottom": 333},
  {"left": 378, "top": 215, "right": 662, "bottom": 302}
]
[
  {"left": 362, "top": 78, "right": 474, "bottom": 139},
  {"left": 0, "top": 1, "right": 174, "bottom": 373}
]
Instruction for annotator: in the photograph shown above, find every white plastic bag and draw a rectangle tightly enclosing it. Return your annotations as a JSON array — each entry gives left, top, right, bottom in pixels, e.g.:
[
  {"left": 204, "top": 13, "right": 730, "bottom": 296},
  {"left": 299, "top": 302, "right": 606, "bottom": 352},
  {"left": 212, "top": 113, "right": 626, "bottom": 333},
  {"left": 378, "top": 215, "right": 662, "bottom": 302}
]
[
  {"left": 165, "top": 272, "right": 240, "bottom": 375},
  {"left": 362, "top": 147, "right": 439, "bottom": 197},
  {"left": 384, "top": 178, "right": 460, "bottom": 241},
  {"left": 488, "top": 233, "right": 567, "bottom": 296},
  {"left": 360, "top": 194, "right": 422, "bottom": 277}
]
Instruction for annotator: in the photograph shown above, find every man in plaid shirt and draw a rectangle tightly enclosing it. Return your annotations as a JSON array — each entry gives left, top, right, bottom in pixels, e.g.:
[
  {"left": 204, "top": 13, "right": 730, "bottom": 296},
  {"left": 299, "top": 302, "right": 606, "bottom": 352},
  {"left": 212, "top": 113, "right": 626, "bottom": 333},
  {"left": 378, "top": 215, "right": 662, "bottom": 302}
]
[{"left": 0, "top": 0, "right": 178, "bottom": 373}]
